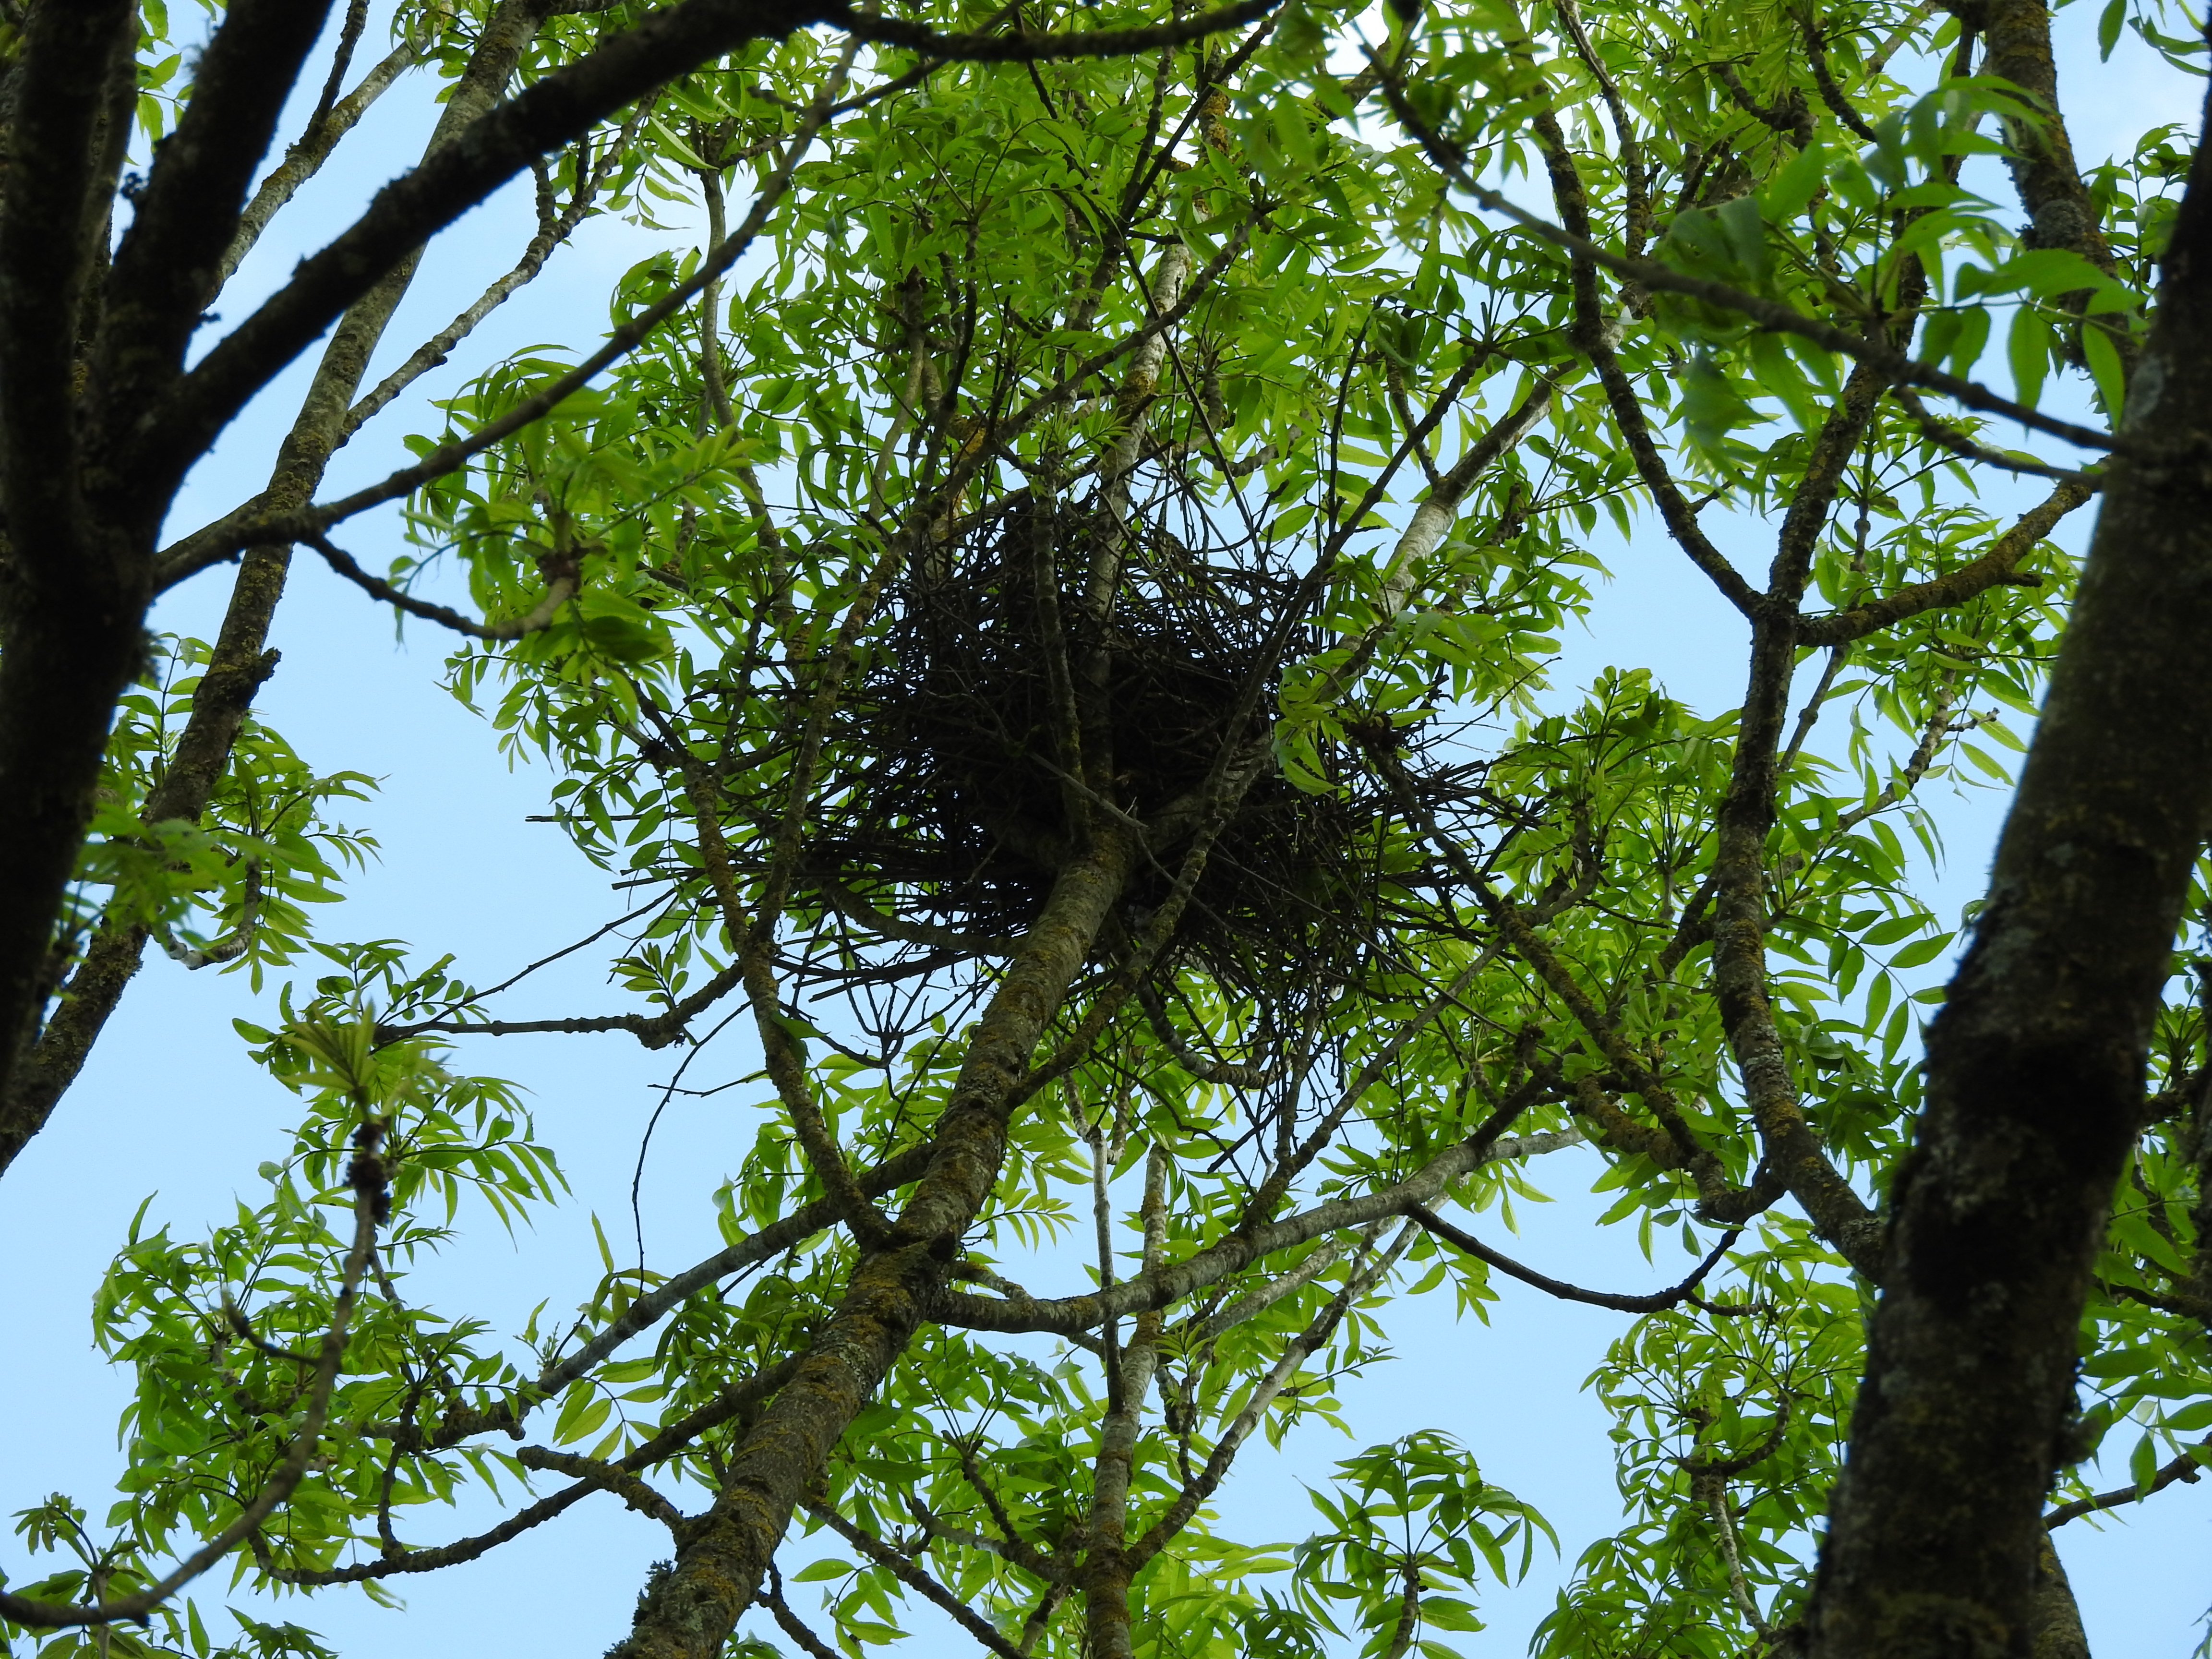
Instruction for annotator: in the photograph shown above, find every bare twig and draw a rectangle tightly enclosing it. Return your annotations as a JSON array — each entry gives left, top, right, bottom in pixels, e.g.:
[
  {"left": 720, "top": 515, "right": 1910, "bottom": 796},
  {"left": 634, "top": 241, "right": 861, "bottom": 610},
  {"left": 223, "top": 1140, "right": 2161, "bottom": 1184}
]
[
  {"left": 804, "top": 1502, "right": 1029, "bottom": 1659},
  {"left": 1407, "top": 1205, "right": 1741, "bottom": 1313},
  {"left": 309, "top": 531, "right": 577, "bottom": 640},
  {"left": 2044, "top": 1442, "right": 2209, "bottom": 1528}
]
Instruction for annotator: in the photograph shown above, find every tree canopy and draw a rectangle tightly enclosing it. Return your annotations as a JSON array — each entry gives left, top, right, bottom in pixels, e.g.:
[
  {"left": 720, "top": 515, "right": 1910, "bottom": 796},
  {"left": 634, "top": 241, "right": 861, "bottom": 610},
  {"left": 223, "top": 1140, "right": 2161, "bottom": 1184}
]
[{"left": 0, "top": 1, "right": 2208, "bottom": 1657}]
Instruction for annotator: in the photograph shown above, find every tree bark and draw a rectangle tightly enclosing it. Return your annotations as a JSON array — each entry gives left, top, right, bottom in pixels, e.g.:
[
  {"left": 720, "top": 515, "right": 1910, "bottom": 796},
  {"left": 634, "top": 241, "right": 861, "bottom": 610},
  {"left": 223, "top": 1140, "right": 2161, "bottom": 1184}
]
[
  {"left": 1969, "top": 0, "right": 2118, "bottom": 274},
  {"left": 0, "top": 0, "right": 830, "bottom": 1111},
  {"left": 0, "top": 0, "right": 555, "bottom": 1173},
  {"left": 2029, "top": 1539, "right": 2091, "bottom": 1659},
  {"left": 606, "top": 828, "right": 1136, "bottom": 1659},
  {"left": 1804, "top": 77, "right": 2212, "bottom": 1659},
  {"left": 0, "top": 0, "right": 145, "bottom": 1086}
]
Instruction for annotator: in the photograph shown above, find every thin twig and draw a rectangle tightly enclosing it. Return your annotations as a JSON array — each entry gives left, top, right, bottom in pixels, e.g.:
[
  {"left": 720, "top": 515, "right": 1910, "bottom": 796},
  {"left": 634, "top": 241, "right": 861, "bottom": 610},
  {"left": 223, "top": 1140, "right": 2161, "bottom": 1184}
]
[
  {"left": 1407, "top": 1205, "right": 1741, "bottom": 1313},
  {"left": 2044, "top": 1442, "right": 2209, "bottom": 1528},
  {"left": 309, "top": 531, "right": 577, "bottom": 640}
]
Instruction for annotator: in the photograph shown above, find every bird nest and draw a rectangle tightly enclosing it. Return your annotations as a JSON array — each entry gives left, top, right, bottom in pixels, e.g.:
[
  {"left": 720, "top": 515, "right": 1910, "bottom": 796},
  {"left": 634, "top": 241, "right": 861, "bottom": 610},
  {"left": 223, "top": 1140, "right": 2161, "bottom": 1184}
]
[{"left": 762, "top": 487, "right": 1443, "bottom": 1023}]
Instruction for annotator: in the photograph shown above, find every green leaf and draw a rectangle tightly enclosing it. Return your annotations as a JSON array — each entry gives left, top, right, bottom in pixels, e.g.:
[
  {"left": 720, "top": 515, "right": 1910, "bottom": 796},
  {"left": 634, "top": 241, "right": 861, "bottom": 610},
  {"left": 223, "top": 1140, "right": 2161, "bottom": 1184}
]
[
  {"left": 1862, "top": 914, "right": 1927, "bottom": 947},
  {"left": 1889, "top": 932, "right": 1956, "bottom": 971},
  {"left": 1681, "top": 352, "right": 1752, "bottom": 453},
  {"left": 2083, "top": 321, "right": 2128, "bottom": 421},
  {"left": 2099, "top": 0, "right": 2127, "bottom": 60},
  {"left": 2130, "top": 1431, "right": 2161, "bottom": 1494},
  {"left": 1760, "top": 139, "right": 1827, "bottom": 226},
  {"left": 2007, "top": 306, "right": 2051, "bottom": 410}
]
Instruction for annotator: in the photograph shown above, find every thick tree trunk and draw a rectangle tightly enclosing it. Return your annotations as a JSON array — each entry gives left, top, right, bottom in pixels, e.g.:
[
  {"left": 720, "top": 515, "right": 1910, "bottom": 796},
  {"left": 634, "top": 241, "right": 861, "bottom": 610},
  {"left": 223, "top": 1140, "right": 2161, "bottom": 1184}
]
[
  {"left": 0, "top": 0, "right": 554, "bottom": 1172},
  {"left": 2030, "top": 1539, "right": 2090, "bottom": 1659},
  {"left": 0, "top": 0, "right": 143, "bottom": 1106},
  {"left": 0, "top": 0, "right": 336, "bottom": 1107},
  {"left": 0, "top": 0, "right": 825, "bottom": 1112},
  {"left": 1804, "top": 81, "right": 2212, "bottom": 1659},
  {"left": 608, "top": 829, "right": 1136, "bottom": 1659}
]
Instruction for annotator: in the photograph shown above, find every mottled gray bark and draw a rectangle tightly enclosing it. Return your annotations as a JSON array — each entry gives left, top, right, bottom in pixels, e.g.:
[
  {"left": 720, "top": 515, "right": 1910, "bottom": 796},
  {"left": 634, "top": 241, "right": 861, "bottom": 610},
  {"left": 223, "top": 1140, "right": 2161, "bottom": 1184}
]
[{"left": 1805, "top": 76, "right": 2212, "bottom": 1659}]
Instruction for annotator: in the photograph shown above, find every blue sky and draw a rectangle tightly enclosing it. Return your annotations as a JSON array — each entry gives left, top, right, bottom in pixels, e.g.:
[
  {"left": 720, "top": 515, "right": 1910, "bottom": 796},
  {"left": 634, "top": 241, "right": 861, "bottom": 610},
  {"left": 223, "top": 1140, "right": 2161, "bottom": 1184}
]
[{"left": 3, "top": 5, "right": 2207, "bottom": 1655}]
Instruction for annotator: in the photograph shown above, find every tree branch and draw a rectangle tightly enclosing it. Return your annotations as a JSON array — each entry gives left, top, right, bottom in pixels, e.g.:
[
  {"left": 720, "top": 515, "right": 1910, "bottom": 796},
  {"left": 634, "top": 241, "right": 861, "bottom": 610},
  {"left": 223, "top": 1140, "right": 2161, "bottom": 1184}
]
[
  {"left": 932, "top": 1129, "right": 1583, "bottom": 1337},
  {"left": 1888, "top": 384, "right": 2103, "bottom": 486},
  {"left": 340, "top": 108, "right": 639, "bottom": 439},
  {"left": 1131, "top": 1225, "right": 1410, "bottom": 1565},
  {"left": 1407, "top": 1205, "right": 1741, "bottom": 1313},
  {"left": 373, "top": 961, "right": 748, "bottom": 1052},
  {"left": 311, "top": 532, "right": 578, "bottom": 640},
  {"left": 1530, "top": 109, "right": 1758, "bottom": 618},
  {"left": 288, "top": 1356, "right": 805, "bottom": 1584},
  {"left": 150, "top": 0, "right": 831, "bottom": 496},
  {"left": 378, "top": 1153, "right": 927, "bottom": 1453},
  {"left": 828, "top": 0, "right": 1278, "bottom": 64},
  {"left": 603, "top": 827, "right": 1139, "bottom": 1659},
  {"left": 1368, "top": 59, "right": 2118, "bottom": 456},
  {"left": 1797, "top": 479, "right": 2091, "bottom": 645},
  {"left": 188, "top": 71, "right": 848, "bottom": 577},
  {"left": 804, "top": 1503, "right": 1027, "bottom": 1658},
  {"left": 810, "top": 874, "right": 1020, "bottom": 957},
  {"left": 212, "top": 25, "right": 426, "bottom": 293},
  {"left": 1, "top": 0, "right": 573, "bottom": 1159},
  {"left": 2043, "top": 1442, "right": 2208, "bottom": 1528},
  {"left": 92, "top": 0, "right": 340, "bottom": 477},
  {"left": 763, "top": 1568, "right": 849, "bottom": 1659},
  {"left": 517, "top": 1447, "right": 685, "bottom": 1531},
  {"left": 0, "top": 0, "right": 133, "bottom": 567}
]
